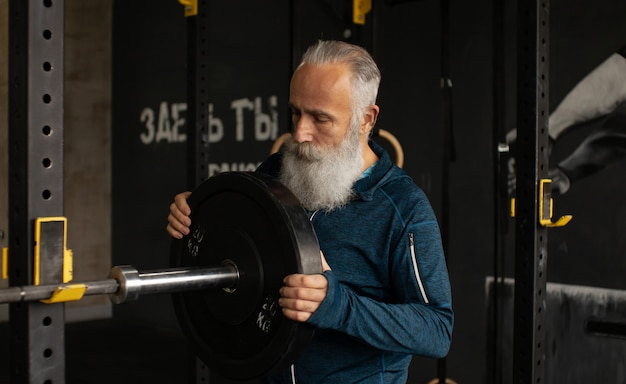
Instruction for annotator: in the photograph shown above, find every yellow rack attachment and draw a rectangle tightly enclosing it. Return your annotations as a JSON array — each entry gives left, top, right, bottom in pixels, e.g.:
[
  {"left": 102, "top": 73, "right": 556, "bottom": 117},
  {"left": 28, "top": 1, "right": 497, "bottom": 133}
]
[
  {"left": 353, "top": 0, "right": 372, "bottom": 25},
  {"left": 510, "top": 179, "right": 572, "bottom": 228},
  {"left": 178, "top": 0, "right": 197, "bottom": 17},
  {"left": 34, "top": 217, "right": 73, "bottom": 285}
]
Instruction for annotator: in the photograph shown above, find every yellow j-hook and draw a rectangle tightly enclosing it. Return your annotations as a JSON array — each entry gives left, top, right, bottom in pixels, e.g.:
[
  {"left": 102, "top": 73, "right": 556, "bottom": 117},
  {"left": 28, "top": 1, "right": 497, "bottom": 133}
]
[
  {"left": 509, "top": 179, "right": 572, "bottom": 228},
  {"left": 178, "top": 0, "right": 197, "bottom": 17},
  {"left": 353, "top": 0, "right": 372, "bottom": 25},
  {"left": 538, "top": 179, "right": 572, "bottom": 227}
]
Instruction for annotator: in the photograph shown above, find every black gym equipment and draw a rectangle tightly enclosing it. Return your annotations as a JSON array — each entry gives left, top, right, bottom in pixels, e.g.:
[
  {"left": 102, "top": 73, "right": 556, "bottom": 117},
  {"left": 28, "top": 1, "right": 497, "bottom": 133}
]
[
  {"left": 171, "top": 172, "right": 321, "bottom": 380},
  {"left": 511, "top": 1, "right": 551, "bottom": 383},
  {"left": 1, "top": 172, "right": 323, "bottom": 381}
]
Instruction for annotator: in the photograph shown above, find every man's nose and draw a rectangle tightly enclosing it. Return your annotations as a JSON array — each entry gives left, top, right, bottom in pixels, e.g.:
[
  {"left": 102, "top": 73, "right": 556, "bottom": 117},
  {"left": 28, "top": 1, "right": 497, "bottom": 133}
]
[{"left": 292, "top": 118, "right": 314, "bottom": 143}]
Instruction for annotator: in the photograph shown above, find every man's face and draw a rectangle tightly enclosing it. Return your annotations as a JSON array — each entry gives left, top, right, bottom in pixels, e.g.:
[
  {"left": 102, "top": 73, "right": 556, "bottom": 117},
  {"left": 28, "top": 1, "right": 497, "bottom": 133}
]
[
  {"left": 288, "top": 63, "right": 355, "bottom": 149},
  {"left": 280, "top": 63, "right": 365, "bottom": 212}
]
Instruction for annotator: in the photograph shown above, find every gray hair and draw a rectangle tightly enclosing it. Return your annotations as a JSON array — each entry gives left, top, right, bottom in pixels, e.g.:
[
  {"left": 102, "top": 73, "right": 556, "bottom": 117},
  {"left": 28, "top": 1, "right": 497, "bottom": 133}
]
[{"left": 297, "top": 40, "right": 381, "bottom": 115}]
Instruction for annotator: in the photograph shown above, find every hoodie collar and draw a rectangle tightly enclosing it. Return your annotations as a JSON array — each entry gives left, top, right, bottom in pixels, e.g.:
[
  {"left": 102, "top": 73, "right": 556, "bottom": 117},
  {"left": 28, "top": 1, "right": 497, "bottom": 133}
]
[{"left": 353, "top": 140, "right": 397, "bottom": 201}]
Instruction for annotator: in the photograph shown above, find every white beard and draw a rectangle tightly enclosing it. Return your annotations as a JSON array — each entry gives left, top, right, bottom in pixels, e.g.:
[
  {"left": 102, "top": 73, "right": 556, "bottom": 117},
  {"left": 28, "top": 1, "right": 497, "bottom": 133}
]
[{"left": 280, "top": 125, "right": 364, "bottom": 212}]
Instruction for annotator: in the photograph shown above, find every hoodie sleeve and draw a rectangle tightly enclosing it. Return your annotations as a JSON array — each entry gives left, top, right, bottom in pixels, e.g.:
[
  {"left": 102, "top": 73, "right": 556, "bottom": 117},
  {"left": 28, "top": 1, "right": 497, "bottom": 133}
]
[{"left": 306, "top": 203, "right": 453, "bottom": 358}]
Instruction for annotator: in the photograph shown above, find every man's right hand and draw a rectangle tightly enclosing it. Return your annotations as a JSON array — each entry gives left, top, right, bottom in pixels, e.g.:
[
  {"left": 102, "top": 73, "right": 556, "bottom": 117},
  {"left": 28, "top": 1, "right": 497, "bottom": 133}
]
[{"left": 166, "top": 191, "right": 192, "bottom": 239}]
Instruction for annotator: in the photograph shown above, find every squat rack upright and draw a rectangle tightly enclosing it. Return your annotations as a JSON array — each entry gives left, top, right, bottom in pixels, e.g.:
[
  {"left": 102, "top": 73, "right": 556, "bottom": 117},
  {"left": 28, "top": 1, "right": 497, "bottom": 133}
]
[{"left": 8, "top": 1, "right": 66, "bottom": 383}]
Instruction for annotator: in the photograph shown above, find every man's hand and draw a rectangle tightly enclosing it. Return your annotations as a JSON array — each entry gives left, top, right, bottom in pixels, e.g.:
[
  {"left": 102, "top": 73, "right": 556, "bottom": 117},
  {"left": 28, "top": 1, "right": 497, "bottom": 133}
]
[
  {"left": 166, "top": 191, "right": 192, "bottom": 239},
  {"left": 279, "top": 252, "right": 331, "bottom": 322}
]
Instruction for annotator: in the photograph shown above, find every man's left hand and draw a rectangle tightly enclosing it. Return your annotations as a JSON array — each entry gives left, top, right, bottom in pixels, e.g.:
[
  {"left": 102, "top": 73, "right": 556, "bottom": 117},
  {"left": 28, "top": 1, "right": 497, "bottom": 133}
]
[{"left": 279, "top": 252, "right": 331, "bottom": 322}]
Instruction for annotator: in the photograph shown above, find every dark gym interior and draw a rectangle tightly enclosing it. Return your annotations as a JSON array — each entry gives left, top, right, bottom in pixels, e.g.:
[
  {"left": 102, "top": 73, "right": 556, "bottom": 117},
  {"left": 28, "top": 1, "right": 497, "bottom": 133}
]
[{"left": 2, "top": 0, "right": 626, "bottom": 383}]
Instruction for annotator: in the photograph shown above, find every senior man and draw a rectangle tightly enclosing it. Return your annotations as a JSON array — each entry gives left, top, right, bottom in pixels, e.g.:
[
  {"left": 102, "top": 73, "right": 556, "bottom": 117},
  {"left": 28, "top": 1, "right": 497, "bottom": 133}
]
[{"left": 167, "top": 40, "right": 453, "bottom": 384}]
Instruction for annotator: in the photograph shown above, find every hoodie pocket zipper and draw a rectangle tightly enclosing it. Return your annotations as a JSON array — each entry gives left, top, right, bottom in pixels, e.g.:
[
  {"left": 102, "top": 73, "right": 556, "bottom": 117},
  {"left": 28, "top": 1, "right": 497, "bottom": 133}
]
[{"left": 409, "top": 233, "right": 430, "bottom": 304}]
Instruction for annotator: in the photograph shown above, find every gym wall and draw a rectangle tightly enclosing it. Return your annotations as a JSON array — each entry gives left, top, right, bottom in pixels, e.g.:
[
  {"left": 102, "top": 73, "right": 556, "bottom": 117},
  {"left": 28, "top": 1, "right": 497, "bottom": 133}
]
[{"left": 487, "top": 1, "right": 626, "bottom": 383}]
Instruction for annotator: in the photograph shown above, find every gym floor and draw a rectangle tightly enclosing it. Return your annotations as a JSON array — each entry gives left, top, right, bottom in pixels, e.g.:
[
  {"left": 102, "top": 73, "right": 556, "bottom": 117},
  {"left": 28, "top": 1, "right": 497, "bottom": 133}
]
[{"left": 0, "top": 318, "right": 191, "bottom": 383}]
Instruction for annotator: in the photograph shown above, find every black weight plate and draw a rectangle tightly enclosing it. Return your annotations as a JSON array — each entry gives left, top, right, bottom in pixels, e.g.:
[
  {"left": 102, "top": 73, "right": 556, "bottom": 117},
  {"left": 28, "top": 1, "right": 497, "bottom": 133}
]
[{"left": 170, "top": 172, "right": 321, "bottom": 380}]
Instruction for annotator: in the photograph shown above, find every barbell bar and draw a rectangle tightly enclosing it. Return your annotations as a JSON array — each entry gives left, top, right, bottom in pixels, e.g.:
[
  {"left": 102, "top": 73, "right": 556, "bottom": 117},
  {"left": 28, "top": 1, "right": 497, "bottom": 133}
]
[
  {"left": 0, "top": 276, "right": 117, "bottom": 304},
  {"left": 0, "top": 264, "right": 239, "bottom": 305},
  {"left": 3, "top": 171, "right": 322, "bottom": 381}
]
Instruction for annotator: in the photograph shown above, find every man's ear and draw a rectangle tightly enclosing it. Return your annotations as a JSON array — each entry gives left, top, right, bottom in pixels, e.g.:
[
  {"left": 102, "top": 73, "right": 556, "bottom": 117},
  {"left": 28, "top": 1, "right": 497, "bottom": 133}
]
[{"left": 360, "top": 104, "right": 380, "bottom": 135}]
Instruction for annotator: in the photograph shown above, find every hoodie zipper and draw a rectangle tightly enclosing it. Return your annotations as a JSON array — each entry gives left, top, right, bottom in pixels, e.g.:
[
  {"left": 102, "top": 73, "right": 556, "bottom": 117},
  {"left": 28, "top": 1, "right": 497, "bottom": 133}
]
[
  {"left": 290, "top": 363, "right": 296, "bottom": 383},
  {"left": 409, "top": 233, "right": 430, "bottom": 304}
]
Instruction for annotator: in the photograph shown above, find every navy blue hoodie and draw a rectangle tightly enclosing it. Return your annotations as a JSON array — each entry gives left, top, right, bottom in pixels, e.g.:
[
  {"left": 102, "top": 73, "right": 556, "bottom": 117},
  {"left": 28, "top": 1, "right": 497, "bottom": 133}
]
[{"left": 259, "top": 140, "right": 453, "bottom": 384}]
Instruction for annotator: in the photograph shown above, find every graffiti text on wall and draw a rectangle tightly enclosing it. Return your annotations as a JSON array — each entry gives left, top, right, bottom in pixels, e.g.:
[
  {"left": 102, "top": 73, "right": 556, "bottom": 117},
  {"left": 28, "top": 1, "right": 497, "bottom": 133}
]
[
  {"left": 139, "top": 96, "right": 279, "bottom": 145},
  {"left": 139, "top": 96, "right": 279, "bottom": 176}
]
